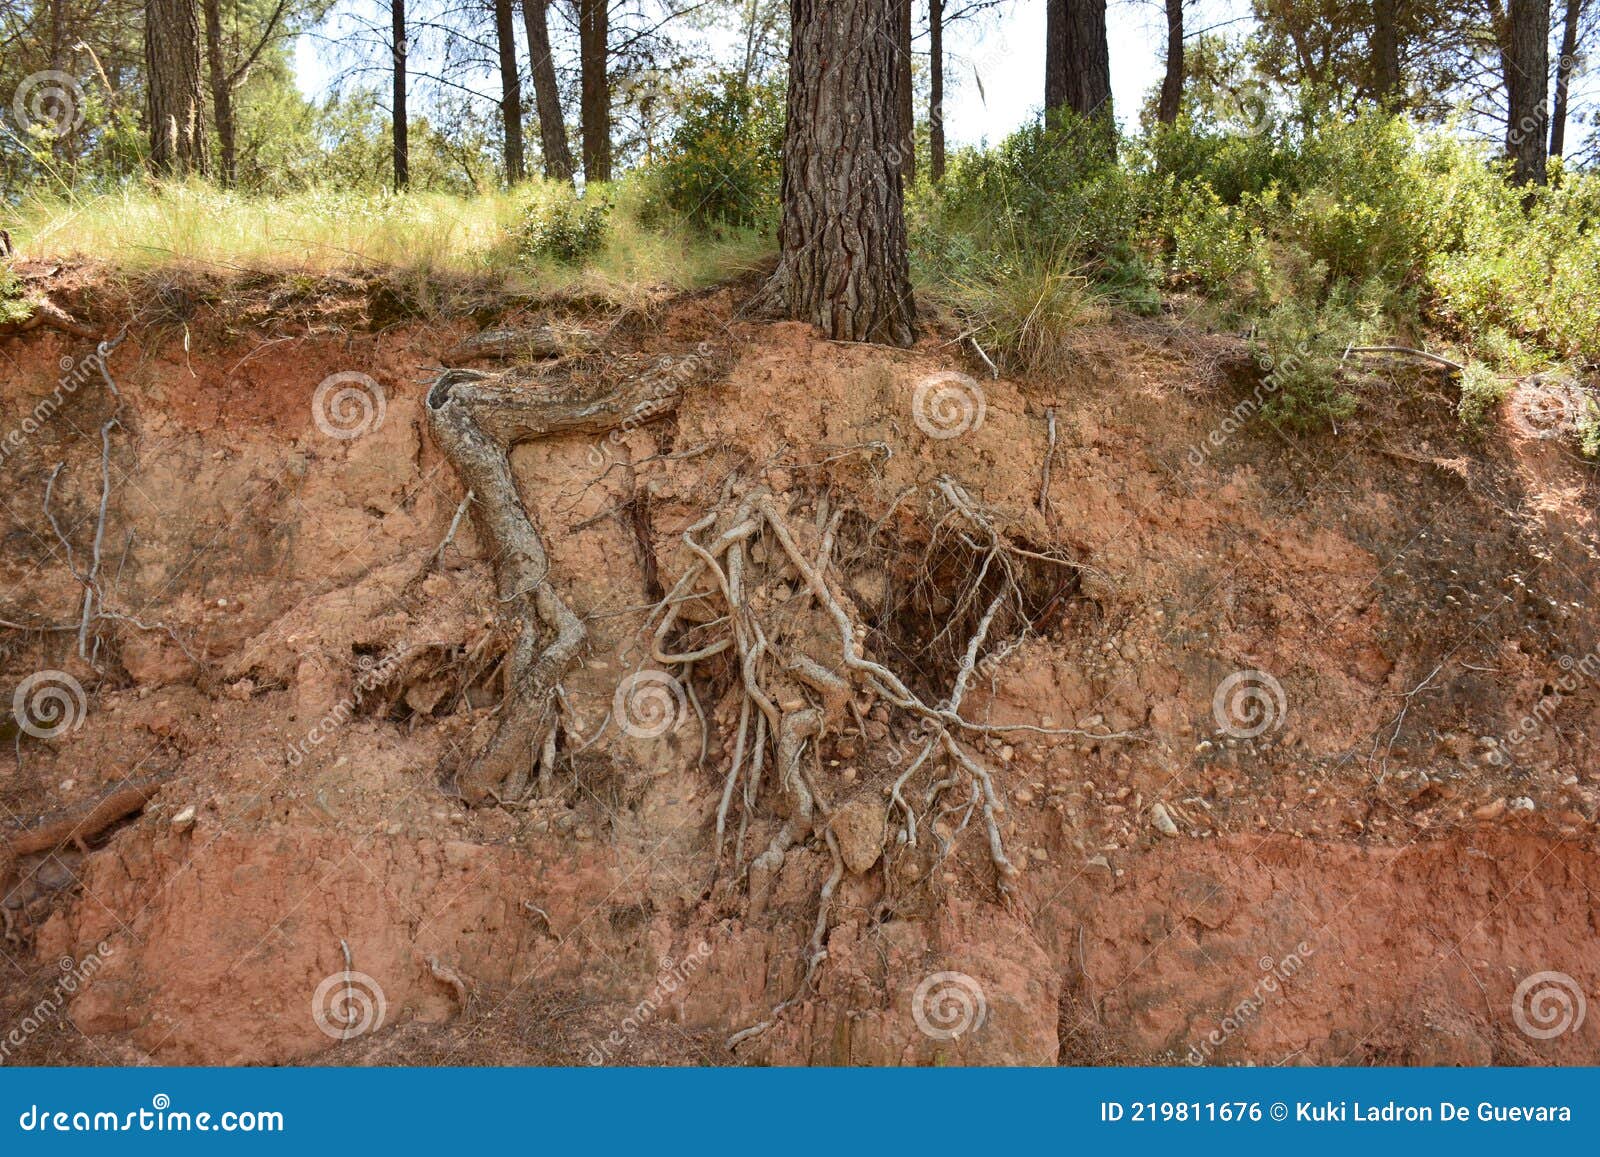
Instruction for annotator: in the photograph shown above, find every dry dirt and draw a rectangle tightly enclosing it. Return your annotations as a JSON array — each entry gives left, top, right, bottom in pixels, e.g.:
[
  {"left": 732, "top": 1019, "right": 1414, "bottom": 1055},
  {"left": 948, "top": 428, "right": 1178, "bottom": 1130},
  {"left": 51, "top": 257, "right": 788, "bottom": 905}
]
[{"left": 1, "top": 265, "right": 1597, "bottom": 1067}]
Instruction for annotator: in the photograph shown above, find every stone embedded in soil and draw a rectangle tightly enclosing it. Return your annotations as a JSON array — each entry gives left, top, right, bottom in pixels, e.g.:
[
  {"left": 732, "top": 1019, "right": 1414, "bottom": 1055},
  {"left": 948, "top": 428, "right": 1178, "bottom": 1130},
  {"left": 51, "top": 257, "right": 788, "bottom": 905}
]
[
  {"left": 1149, "top": 801, "right": 1180, "bottom": 837},
  {"left": 830, "top": 795, "right": 888, "bottom": 874}
]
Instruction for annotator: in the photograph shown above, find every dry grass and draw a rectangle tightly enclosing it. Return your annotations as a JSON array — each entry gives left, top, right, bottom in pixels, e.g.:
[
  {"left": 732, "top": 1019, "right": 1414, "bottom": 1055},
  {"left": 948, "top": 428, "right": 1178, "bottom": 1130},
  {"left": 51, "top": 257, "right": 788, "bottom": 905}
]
[{"left": 8, "top": 180, "right": 773, "bottom": 304}]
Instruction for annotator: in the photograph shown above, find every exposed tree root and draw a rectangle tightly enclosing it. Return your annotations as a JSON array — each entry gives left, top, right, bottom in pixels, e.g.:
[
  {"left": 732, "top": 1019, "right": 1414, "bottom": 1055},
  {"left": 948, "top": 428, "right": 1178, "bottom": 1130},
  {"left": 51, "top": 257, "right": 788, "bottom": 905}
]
[{"left": 423, "top": 355, "right": 705, "bottom": 803}]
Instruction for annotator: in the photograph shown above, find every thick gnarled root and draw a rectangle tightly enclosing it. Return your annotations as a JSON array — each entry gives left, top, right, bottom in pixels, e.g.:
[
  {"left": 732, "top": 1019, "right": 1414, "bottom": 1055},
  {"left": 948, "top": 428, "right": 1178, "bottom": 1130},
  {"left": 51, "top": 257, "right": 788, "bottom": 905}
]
[{"left": 423, "top": 359, "right": 696, "bottom": 803}]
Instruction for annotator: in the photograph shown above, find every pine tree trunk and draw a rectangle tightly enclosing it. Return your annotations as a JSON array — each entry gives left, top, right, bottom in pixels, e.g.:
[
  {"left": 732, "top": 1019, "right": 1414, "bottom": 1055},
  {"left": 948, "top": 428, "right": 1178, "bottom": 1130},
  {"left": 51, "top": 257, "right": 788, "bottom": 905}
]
[
  {"left": 1550, "top": 0, "right": 1584, "bottom": 156},
  {"left": 895, "top": 0, "right": 914, "bottom": 184},
  {"left": 521, "top": 0, "right": 574, "bottom": 182},
  {"left": 493, "top": 0, "right": 526, "bottom": 182},
  {"left": 393, "top": 0, "right": 408, "bottom": 189},
  {"left": 1504, "top": 0, "right": 1550, "bottom": 184},
  {"left": 1372, "top": 0, "right": 1401, "bottom": 105},
  {"left": 769, "top": 0, "right": 915, "bottom": 347},
  {"left": 929, "top": 0, "right": 944, "bottom": 181},
  {"left": 202, "top": 0, "right": 236, "bottom": 185},
  {"left": 145, "top": 0, "right": 208, "bottom": 177},
  {"left": 1045, "top": 0, "right": 1111, "bottom": 119},
  {"left": 1158, "top": 0, "right": 1183, "bottom": 124},
  {"left": 579, "top": 0, "right": 610, "bottom": 183}
]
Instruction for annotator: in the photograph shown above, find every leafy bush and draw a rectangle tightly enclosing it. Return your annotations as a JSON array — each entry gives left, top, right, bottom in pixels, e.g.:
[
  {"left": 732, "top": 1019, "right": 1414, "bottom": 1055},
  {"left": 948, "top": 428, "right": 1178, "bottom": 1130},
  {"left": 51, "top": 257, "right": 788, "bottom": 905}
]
[
  {"left": 647, "top": 73, "right": 783, "bottom": 230},
  {"left": 1252, "top": 296, "right": 1365, "bottom": 429},
  {"left": 515, "top": 190, "right": 612, "bottom": 265},
  {"left": 1, "top": 260, "right": 35, "bottom": 326}
]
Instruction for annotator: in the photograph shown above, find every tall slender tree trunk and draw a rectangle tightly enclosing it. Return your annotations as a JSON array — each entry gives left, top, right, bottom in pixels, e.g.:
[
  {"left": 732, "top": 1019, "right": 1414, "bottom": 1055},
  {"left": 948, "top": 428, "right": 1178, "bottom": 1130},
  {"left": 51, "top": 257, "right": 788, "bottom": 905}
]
[
  {"left": 1045, "top": 0, "right": 1111, "bottom": 119},
  {"left": 493, "top": 0, "right": 526, "bottom": 182},
  {"left": 895, "top": 0, "right": 914, "bottom": 184},
  {"left": 579, "top": 0, "right": 610, "bottom": 183},
  {"left": 1372, "top": 0, "right": 1401, "bottom": 105},
  {"left": 521, "top": 0, "right": 574, "bottom": 181},
  {"left": 769, "top": 0, "right": 915, "bottom": 347},
  {"left": 1550, "top": 0, "right": 1585, "bottom": 157},
  {"left": 929, "top": 0, "right": 944, "bottom": 181},
  {"left": 1158, "top": 0, "right": 1183, "bottom": 123},
  {"left": 145, "top": 0, "right": 208, "bottom": 177},
  {"left": 393, "top": 0, "right": 408, "bottom": 189},
  {"left": 202, "top": 0, "right": 236, "bottom": 185},
  {"left": 1504, "top": 0, "right": 1551, "bottom": 184}
]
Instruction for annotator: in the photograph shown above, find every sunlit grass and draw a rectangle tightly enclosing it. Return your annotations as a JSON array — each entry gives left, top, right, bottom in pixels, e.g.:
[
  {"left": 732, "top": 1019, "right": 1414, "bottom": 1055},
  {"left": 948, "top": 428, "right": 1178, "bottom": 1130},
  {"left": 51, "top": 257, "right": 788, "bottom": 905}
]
[{"left": 8, "top": 179, "right": 773, "bottom": 299}]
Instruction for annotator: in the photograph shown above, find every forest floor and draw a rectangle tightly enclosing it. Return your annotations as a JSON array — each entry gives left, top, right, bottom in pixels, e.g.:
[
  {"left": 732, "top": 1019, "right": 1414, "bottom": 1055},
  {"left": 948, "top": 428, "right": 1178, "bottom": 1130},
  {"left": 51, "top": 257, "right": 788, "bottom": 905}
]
[{"left": 0, "top": 260, "right": 1597, "bottom": 1066}]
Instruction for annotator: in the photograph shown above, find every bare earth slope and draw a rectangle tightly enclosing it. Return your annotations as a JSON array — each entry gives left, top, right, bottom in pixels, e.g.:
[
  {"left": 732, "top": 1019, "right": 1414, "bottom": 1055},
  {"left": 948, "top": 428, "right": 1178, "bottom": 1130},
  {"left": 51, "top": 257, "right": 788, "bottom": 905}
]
[{"left": 1, "top": 268, "right": 1596, "bottom": 1066}]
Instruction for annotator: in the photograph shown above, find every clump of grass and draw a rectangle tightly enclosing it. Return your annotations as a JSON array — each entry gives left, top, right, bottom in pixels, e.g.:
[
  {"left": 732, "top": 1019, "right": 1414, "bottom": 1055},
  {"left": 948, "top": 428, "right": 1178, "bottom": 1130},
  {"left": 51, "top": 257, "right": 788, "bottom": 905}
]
[{"left": 948, "top": 252, "right": 1111, "bottom": 374}]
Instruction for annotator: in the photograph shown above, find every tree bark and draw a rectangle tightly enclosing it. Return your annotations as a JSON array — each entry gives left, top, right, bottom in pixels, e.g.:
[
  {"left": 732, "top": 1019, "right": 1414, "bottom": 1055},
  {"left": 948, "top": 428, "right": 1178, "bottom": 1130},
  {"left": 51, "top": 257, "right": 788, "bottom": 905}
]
[
  {"left": 493, "top": 0, "right": 526, "bottom": 182},
  {"left": 1371, "top": 0, "right": 1402, "bottom": 105},
  {"left": 768, "top": 0, "right": 915, "bottom": 347},
  {"left": 1158, "top": 0, "right": 1183, "bottom": 123},
  {"left": 929, "top": 0, "right": 944, "bottom": 181},
  {"left": 579, "top": 0, "right": 611, "bottom": 183},
  {"left": 393, "top": 0, "right": 408, "bottom": 189},
  {"left": 145, "top": 0, "right": 208, "bottom": 177},
  {"left": 1503, "top": 0, "right": 1550, "bottom": 184},
  {"left": 1045, "top": 0, "right": 1111, "bottom": 119},
  {"left": 521, "top": 0, "right": 574, "bottom": 181},
  {"left": 1550, "top": 0, "right": 1585, "bottom": 156},
  {"left": 202, "top": 0, "right": 236, "bottom": 185},
  {"left": 895, "top": 0, "right": 914, "bottom": 184}
]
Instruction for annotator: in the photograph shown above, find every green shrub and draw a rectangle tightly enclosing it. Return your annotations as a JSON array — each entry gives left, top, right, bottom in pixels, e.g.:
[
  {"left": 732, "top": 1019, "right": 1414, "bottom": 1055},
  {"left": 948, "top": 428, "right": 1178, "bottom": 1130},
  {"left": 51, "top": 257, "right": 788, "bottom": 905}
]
[
  {"left": 516, "top": 191, "right": 612, "bottom": 265},
  {"left": 1, "top": 260, "right": 34, "bottom": 326},
  {"left": 647, "top": 73, "right": 783, "bottom": 230},
  {"left": 1456, "top": 362, "right": 1512, "bottom": 427},
  {"left": 1252, "top": 296, "right": 1364, "bottom": 429}
]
